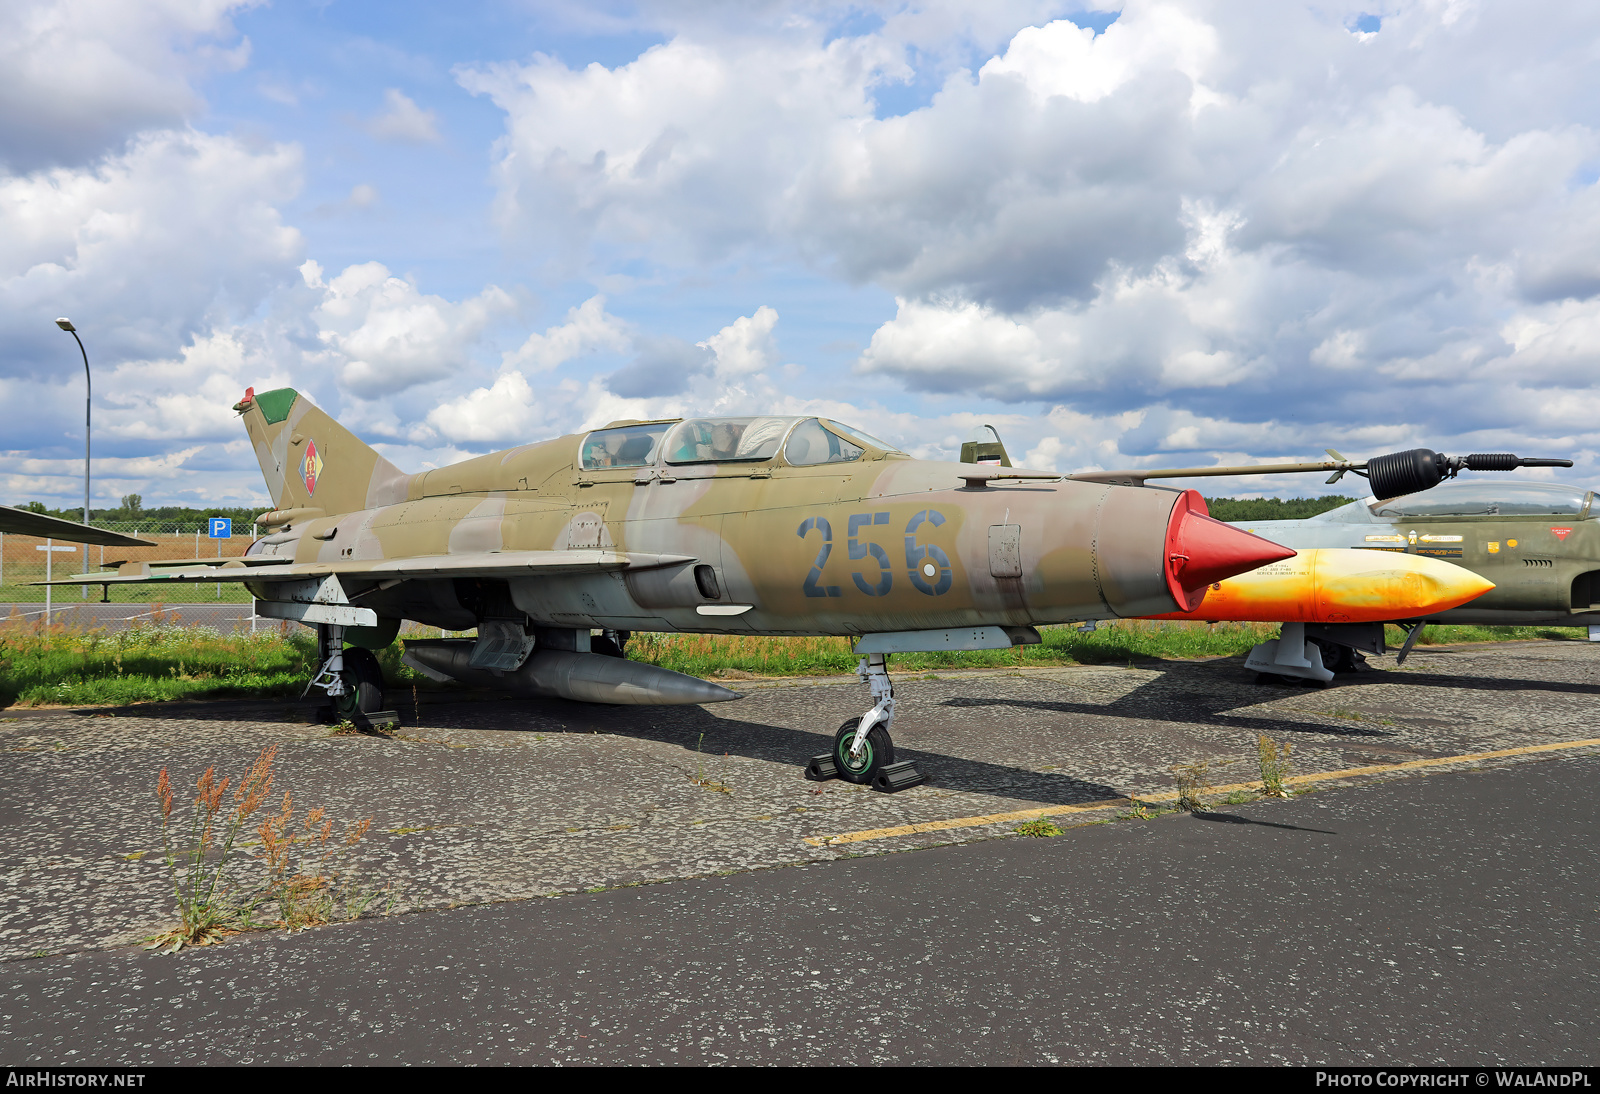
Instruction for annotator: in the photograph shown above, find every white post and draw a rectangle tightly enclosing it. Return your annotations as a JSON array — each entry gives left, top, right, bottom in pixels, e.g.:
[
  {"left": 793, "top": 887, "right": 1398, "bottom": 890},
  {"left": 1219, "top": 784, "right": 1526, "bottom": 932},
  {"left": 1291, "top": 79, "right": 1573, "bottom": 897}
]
[
  {"left": 216, "top": 537, "right": 222, "bottom": 599},
  {"left": 44, "top": 537, "right": 51, "bottom": 623},
  {"left": 1, "top": 530, "right": 5, "bottom": 588}
]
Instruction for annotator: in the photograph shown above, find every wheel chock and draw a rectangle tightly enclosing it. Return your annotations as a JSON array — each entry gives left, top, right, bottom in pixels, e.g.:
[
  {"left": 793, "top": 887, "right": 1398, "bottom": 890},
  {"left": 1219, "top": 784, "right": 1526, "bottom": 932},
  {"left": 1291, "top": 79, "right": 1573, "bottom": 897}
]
[
  {"left": 355, "top": 709, "right": 401, "bottom": 731},
  {"left": 805, "top": 754, "right": 839, "bottom": 781},
  {"left": 872, "top": 760, "right": 926, "bottom": 793}
]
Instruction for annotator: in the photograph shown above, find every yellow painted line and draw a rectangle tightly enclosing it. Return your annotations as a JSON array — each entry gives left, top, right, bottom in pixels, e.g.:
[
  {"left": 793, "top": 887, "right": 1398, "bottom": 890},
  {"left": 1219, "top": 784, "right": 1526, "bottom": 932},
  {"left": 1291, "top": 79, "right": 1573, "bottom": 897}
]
[{"left": 804, "top": 736, "right": 1600, "bottom": 848}]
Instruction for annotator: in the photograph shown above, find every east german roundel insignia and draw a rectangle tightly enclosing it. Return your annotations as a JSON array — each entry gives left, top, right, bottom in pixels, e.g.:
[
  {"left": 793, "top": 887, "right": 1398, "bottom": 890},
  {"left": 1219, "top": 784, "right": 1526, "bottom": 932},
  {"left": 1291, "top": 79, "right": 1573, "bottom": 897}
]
[{"left": 300, "top": 440, "right": 324, "bottom": 496}]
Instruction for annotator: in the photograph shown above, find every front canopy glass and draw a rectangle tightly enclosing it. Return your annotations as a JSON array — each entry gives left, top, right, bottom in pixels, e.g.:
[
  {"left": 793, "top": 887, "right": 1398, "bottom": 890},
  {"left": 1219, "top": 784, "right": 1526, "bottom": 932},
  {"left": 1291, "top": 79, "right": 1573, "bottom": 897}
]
[{"left": 581, "top": 415, "right": 901, "bottom": 469}]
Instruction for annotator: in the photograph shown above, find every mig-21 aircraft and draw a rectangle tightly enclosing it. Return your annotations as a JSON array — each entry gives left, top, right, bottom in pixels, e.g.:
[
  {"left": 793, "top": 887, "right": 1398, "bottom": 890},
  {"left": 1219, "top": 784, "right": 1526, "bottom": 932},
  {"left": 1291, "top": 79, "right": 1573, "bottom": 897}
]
[
  {"left": 44, "top": 393, "right": 1561, "bottom": 786},
  {"left": 49, "top": 387, "right": 1303, "bottom": 789}
]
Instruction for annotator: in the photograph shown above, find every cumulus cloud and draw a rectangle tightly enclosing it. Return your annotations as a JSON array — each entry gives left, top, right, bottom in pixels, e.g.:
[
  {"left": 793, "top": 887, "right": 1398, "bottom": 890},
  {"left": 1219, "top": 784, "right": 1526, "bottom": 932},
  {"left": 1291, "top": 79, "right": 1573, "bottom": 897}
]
[
  {"left": 302, "top": 260, "right": 514, "bottom": 398},
  {"left": 457, "top": 1, "right": 1600, "bottom": 475},
  {"left": 0, "top": 0, "right": 253, "bottom": 170},
  {"left": 363, "top": 89, "right": 440, "bottom": 143},
  {"left": 502, "top": 295, "right": 632, "bottom": 371},
  {"left": 426, "top": 370, "right": 542, "bottom": 444},
  {"left": 18, "top": 0, "right": 1600, "bottom": 504},
  {"left": 0, "top": 129, "right": 303, "bottom": 362},
  {"left": 605, "top": 335, "right": 711, "bottom": 398}
]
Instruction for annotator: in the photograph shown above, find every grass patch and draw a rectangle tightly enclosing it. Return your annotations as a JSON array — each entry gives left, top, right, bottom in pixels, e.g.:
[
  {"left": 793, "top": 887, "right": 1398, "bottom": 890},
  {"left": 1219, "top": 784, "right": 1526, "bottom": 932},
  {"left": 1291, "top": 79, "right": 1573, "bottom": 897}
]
[
  {"left": 0, "top": 619, "right": 430, "bottom": 708},
  {"left": 1013, "top": 819, "right": 1063, "bottom": 837},
  {"left": 1, "top": 616, "right": 1585, "bottom": 710},
  {"left": 629, "top": 619, "right": 1284, "bottom": 678},
  {"left": 1383, "top": 623, "right": 1582, "bottom": 646},
  {"left": 0, "top": 582, "right": 254, "bottom": 605}
]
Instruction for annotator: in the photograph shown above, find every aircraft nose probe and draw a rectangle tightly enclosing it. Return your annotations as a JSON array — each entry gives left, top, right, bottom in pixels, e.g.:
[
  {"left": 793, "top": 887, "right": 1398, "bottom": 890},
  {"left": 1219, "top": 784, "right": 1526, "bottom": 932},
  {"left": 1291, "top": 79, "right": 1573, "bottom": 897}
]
[
  {"left": 1327, "top": 449, "right": 1574, "bottom": 498},
  {"left": 1070, "top": 448, "right": 1573, "bottom": 498}
]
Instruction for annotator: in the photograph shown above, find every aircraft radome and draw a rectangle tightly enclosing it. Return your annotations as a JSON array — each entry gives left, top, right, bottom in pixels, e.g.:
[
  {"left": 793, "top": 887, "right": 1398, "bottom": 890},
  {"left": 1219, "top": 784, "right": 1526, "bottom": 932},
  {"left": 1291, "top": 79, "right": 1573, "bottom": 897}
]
[{"left": 46, "top": 387, "right": 1303, "bottom": 790}]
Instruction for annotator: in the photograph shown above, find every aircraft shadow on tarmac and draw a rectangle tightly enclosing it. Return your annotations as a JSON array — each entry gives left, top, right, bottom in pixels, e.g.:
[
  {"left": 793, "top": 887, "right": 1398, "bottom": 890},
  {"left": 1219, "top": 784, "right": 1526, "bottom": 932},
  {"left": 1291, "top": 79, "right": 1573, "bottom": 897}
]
[
  {"left": 939, "top": 669, "right": 1398, "bottom": 740},
  {"left": 74, "top": 690, "right": 1127, "bottom": 808},
  {"left": 1189, "top": 810, "right": 1337, "bottom": 835},
  {"left": 1332, "top": 664, "right": 1600, "bottom": 699},
  {"left": 541, "top": 700, "right": 1129, "bottom": 807}
]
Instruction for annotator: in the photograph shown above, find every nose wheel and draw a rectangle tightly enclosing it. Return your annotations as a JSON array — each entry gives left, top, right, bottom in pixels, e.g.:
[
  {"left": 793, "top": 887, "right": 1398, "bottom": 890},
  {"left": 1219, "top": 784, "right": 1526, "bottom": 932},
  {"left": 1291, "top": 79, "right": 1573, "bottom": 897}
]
[
  {"left": 805, "top": 652, "right": 926, "bottom": 792},
  {"left": 833, "top": 717, "right": 893, "bottom": 784}
]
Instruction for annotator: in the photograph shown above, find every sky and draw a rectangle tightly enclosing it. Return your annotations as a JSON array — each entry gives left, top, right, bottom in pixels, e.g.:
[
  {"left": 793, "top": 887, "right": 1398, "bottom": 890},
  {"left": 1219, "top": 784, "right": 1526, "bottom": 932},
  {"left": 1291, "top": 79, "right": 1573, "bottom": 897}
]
[{"left": 4, "top": 0, "right": 1600, "bottom": 510}]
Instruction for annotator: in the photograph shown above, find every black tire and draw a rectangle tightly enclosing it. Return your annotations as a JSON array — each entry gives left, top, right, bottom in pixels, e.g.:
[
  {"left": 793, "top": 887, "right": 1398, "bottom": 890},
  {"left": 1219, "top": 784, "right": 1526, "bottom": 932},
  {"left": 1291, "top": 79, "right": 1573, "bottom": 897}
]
[
  {"left": 1309, "top": 637, "right": 1358, "bottom": 674},
  {"left": 340, "top": 646, "right": 386, "bottom": 715},
  {"left": 833, "top": 718, "right": 894, "bottom": 785},
  {"left": 591, "top": 636, "right": 625, "bottom": 658}
]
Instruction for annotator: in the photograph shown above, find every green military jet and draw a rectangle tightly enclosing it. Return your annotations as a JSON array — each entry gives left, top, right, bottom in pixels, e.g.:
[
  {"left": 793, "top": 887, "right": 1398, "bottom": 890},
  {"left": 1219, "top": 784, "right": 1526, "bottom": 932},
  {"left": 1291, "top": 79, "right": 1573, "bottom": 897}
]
[{"left": 1225, "top": 477, "right": 1600, "bottom": 682}]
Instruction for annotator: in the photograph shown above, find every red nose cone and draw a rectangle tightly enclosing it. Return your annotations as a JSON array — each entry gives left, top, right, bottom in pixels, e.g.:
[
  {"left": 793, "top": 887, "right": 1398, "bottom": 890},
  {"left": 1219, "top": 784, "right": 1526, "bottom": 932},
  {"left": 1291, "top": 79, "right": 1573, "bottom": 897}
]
[{"left": 1164, "top": 490, "right": 1296, "bottom": 612}]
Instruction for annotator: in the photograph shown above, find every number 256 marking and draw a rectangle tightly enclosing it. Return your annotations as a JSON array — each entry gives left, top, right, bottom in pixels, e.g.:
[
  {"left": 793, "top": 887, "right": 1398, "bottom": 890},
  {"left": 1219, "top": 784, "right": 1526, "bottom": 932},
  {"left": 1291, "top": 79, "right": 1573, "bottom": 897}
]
[{"left": 797, "top": 510, "right": 951, "bottom": 597}]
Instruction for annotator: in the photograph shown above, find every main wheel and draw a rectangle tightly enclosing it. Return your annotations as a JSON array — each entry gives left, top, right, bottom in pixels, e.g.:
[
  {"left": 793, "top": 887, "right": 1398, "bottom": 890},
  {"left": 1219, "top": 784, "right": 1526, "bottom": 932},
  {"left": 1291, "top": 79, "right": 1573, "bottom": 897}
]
[
  {"left": 1309, "top": 637, "right": 1359, "bottom": 674},
  {"left": 833, "top": 717, "right": 894, "bottom": 785},
  {"left": 336, "top": 646, "right": 386, "bottom": 717}
]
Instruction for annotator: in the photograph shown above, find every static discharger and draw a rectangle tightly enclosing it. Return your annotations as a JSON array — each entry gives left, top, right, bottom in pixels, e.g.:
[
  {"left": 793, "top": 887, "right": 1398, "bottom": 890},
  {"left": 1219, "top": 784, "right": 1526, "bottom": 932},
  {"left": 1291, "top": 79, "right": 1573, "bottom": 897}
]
[{"left": 1144, "top": 548, "right": 1497, "bottom": 624}]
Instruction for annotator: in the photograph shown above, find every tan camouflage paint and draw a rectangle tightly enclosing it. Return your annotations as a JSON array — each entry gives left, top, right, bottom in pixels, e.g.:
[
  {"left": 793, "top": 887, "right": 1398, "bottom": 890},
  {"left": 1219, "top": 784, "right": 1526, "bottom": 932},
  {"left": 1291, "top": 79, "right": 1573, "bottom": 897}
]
[{"left": 231, "top": 388, "right": 1195, "bottom": 637}]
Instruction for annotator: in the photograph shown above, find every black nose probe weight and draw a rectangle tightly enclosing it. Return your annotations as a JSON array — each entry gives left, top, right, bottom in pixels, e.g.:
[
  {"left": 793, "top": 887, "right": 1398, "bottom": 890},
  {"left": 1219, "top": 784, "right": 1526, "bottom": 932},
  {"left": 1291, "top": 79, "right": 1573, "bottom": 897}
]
[{"left": 1331, "top": 449, "right": 1574, "bottom": 501}]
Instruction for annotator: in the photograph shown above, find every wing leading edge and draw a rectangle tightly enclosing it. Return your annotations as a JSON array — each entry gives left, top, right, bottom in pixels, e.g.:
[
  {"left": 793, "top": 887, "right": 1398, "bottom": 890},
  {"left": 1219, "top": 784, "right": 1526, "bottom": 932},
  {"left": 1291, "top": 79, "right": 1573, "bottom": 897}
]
[{"left": 35, "top": 550, "right": 697, "bottom": 586}]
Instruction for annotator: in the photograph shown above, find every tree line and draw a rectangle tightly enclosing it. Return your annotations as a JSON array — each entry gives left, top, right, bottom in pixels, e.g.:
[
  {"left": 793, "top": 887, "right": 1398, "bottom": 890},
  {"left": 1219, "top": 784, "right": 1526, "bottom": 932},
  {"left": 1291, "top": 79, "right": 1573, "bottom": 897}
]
[{"left": 10, "top": 494, "right": 266, "bottom": 532}]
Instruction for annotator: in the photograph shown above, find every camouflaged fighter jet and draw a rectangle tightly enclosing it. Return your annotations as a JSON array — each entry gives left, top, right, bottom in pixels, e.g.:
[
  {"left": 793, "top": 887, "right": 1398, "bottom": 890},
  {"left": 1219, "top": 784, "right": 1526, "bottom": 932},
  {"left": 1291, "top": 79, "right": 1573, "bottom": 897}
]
[
  {"left": 49, "top": 386, "right": 1300, "bottom": 789},
  {"left": 1222, "top": 478, "right": 1600, "bottom": 683},
  {"left": 1050, "top": 441, "right": 1577, "bottom": 684}
]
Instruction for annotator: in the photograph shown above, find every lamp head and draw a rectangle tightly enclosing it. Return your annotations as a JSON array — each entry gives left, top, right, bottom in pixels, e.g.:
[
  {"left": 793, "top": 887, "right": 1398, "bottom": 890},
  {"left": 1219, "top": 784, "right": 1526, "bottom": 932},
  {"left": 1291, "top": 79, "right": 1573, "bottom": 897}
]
[{"left": 55, "top": 318, "right": 76, "bottom": 332}]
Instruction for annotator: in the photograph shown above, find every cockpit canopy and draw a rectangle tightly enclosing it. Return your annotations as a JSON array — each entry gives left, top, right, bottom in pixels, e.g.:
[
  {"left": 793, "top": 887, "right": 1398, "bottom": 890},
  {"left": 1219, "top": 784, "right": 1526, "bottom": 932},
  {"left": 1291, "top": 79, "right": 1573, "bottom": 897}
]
[
  {"left": 579, "top": 416, "right": 898, "bottom": 471},
  {"left": 1369, "top": 480, "right": 1594, "bottom": 519}
]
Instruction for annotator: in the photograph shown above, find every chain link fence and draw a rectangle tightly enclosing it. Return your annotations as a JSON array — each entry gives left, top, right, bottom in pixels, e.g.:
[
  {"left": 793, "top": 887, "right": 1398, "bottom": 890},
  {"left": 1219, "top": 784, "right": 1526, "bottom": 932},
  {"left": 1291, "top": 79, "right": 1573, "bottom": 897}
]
[{"left": 1, "top": 519, "right": 257, "bottom": 604}]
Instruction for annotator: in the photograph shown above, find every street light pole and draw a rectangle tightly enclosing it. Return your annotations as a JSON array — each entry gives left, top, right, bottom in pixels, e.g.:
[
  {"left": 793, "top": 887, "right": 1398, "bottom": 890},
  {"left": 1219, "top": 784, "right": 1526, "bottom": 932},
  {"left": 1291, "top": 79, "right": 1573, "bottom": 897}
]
[{"left": 56, "top": 319, "right": 90, "bottom": 600}]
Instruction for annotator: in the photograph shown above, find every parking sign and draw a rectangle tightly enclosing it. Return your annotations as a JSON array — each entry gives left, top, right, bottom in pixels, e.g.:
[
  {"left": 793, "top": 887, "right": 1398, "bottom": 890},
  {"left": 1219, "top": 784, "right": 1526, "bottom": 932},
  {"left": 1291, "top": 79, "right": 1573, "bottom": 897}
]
[{"left": 208, "top": 517, "right": 232, "bottom": 539}]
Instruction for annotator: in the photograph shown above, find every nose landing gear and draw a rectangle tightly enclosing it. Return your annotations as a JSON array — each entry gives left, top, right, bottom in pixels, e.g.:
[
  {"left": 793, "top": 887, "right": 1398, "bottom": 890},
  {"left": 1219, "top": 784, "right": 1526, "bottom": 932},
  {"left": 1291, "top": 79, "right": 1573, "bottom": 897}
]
[{"left": 805, "top": 652, "right": 926, "bottom": 792}]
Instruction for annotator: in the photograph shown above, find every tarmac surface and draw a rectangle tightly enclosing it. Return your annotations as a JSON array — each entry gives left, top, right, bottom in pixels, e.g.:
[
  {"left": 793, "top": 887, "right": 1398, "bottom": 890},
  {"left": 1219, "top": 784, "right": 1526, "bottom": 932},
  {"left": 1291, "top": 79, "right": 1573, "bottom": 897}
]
[
  {"left": 3, "top": 640, "right": 1599, "bottom": 1063},
  {"left": 0, "top": 602, "right": 258, "bottom": 631}
]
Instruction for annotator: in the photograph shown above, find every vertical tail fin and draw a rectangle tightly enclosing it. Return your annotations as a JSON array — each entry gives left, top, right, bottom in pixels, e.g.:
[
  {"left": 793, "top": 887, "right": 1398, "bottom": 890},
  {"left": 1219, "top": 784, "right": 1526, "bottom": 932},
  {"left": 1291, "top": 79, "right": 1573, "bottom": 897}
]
[{"left": 232, "top": 387, "right": 410, "bottom": 516}]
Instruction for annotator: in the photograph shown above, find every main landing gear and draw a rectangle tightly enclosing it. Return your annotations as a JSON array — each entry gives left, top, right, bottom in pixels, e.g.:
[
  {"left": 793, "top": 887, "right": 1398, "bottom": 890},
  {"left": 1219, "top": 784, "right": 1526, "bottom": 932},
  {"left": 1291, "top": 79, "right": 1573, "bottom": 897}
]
[
  {"left": 306, "top": 623, "right": 396, "bottom": 727},
  {"left": 805, "top": 653, "right": 927, "bottom": 793}
]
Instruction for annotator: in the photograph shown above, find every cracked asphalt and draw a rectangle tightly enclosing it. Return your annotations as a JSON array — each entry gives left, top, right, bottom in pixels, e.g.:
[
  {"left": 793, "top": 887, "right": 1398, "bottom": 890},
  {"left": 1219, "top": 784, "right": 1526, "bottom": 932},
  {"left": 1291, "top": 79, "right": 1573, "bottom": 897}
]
[{"left": 2, "top": 640, "right": 1598, "bottom": 1063}]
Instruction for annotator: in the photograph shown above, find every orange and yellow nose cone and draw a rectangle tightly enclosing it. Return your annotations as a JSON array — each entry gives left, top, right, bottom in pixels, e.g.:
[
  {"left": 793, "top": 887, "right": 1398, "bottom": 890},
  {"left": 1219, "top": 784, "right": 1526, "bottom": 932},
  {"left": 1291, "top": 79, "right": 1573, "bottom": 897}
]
[{"left": 1145, "top": 549, "right": 1495, "bottom": 624}]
